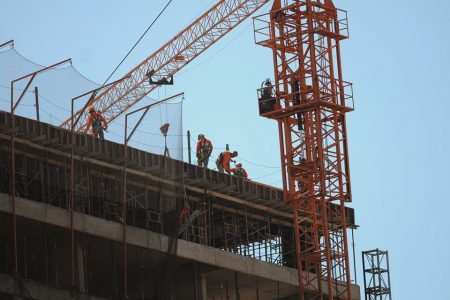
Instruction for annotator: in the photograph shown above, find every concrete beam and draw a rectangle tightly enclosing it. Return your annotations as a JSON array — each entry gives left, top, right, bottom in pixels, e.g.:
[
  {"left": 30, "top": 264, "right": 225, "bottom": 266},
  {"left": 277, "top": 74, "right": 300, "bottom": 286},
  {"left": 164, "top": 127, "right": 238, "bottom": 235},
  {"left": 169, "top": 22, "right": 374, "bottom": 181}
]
[
  {"left": 0, "top": 194, "right": 360, "bottom": 299},
  {"left": 0, "top": 194, "right": 296, "bottom": 284}
]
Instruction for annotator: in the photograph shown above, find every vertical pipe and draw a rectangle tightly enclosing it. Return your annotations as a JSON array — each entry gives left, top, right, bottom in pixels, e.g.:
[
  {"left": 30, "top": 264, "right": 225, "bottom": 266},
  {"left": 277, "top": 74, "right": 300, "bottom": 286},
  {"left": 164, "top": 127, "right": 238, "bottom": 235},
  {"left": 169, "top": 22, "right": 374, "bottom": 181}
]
[
  {"left": 245, "top": 209, "right": 249, "bottom": 256},
  {"left": 277, "top": 281, "right": 280, "bottom": 300},
  {"left": 85, "top": 164, "right": 91, "bottom": 215},
  {"left": 34, "top": 86, "right": 40, "bottom": 122},
  {"left": 10, "top": 81, "right": 18, "bottom": 274},
  {"left": 193, "top": 263, "right": 198, "bottom": 300},
  {"left": 76, "top": 236, "right": 86, "bottom": 293},
  {"left": 187, "top": 130, "right": 192, "bottom": 164},
  {"left": 39, "top": 159, "right": 45, "bottom": 203},
  {"left": 351, "top": 228, "right": 357, "bottom": 284},
  {"left": 225, "top": 280, "right": 229, "bottom": 300},
  {"left": 208, "top": 197, "right": 213, "bottom": 246},
  {"left": 222, "top": 206, "right": 228, "bottom": 250},
  {"left": 362, "top": 252, "right": 367, "bottom": 300},
  {"left": 110, "top": 241, "right": 118, "bottom": 298},
  {"left": 22, "top": 151, "right": 28, "bottom": 199},
  {"left": 23, "top": 235, "right": 28, "bottom": 279},
  {"left": 70, "top": 99, "right": 75, "bottom": 289},
  {"left": 386, "top": 251, "right": 392, "bottom": 299},
  {"left": 234, "top": 272, "right": 240, "bottom": 300},
  {"left": 140, "top": 264, "right": 144, "bottom": 300},
  {"left": 219, "top": 269, "right": 223, "bottom": 300},
  {"left": 43, "top": 224, "right": 49, "bottom": 284},
  {"left": 82, "top": 235, "right": 88, "bottom": 293},
  {"left": 292, "top": 204, "right": 304, "bottom": 300},
  {"left": 256, "top": 278, "right": 260, "bottom": 300},
  {"left": 376, "top": 250, "right": 382, "bottom": 300},
  {"left": 53, "top": 238, "right": 58, "bottom": 286},
  {"left": 123, "top": 117, "right": 129, "bottom": 299}
]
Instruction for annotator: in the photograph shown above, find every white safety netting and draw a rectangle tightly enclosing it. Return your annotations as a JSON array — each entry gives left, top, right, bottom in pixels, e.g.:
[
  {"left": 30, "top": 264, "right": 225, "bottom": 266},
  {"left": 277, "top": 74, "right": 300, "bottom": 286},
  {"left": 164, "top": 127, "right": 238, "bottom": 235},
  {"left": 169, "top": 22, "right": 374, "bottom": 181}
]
[{"left": 0, "top": 43, "right": 184, "bottom": 162}]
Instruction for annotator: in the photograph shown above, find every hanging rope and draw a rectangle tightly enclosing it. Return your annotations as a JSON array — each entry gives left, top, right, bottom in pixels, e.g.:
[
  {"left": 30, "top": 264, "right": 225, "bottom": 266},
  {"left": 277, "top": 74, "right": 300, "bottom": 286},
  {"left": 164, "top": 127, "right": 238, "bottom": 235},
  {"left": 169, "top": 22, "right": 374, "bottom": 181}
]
[{"left": 102, "top": 0, "right": 174, "bottom": 86}]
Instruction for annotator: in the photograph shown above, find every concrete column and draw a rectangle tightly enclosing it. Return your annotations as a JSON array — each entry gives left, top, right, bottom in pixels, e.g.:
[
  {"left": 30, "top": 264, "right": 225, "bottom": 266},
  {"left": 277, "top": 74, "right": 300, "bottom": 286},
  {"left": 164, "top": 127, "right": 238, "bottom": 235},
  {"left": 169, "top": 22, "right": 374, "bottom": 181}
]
[
  {"left": 235, "top": 272, "right": 240, "bottom": 300},
  {"left": 76, "top": 241, "right": 86, "bottom": 293},
  {"left": 200, "top": 273, "right": 207, "bottom": 300}
]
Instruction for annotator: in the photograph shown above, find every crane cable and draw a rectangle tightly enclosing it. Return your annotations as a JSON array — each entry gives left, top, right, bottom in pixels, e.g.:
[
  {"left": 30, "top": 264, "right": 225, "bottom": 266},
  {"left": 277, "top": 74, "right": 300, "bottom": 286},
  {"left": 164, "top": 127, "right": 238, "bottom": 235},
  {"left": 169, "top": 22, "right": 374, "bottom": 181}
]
[{"left": 102, "top": 0, "right": 174, "bottom": 86}]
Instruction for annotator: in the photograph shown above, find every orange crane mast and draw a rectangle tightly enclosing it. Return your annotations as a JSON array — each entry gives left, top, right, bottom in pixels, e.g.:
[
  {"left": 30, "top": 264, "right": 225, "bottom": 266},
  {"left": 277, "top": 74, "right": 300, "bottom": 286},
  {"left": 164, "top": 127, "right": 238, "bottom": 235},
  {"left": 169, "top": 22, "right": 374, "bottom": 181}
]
[{"left": 255, "top": 0, "right": 354, "bottom": 299}]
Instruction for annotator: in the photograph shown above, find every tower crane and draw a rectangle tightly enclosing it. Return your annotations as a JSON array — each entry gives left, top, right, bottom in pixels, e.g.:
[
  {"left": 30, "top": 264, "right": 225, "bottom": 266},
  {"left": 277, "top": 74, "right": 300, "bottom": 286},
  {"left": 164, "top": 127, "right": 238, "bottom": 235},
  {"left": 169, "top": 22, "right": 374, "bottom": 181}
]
[
  {"left": 60, "top": 1, "right": 355, "bottom": 299},
  {"left": 255, "top": 1, "right": 354, "bottom": 299}
]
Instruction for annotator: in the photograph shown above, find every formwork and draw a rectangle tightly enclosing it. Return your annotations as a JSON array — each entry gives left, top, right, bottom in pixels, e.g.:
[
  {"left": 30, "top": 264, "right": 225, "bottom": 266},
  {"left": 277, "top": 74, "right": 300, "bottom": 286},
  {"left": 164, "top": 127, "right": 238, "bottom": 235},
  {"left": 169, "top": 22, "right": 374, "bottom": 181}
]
[{"left": 0, "top": 111, "right": 359, "bottom": 299}]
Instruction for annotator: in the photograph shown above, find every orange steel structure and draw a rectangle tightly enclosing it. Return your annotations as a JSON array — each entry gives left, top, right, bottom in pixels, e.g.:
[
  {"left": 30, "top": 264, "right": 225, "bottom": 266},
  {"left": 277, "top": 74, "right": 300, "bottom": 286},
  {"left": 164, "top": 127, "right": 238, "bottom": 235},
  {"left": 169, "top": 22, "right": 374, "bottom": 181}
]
[
  {"left": 254, "top": 0, "right": 354, "bottom": 299},
  {"left": 60, "top": 0, "right": 270, "bottom": 131},
  {"left": 59, "top": 0, "right": 355, "bottom": 298}
]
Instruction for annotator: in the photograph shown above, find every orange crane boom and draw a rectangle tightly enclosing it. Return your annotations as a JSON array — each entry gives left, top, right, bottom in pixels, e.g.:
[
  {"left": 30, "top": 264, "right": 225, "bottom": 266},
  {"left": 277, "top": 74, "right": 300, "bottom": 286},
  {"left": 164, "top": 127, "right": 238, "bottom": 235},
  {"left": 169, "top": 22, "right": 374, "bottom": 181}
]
[{"left": 60, "top": 0, "right": 269, "bottom": 131}]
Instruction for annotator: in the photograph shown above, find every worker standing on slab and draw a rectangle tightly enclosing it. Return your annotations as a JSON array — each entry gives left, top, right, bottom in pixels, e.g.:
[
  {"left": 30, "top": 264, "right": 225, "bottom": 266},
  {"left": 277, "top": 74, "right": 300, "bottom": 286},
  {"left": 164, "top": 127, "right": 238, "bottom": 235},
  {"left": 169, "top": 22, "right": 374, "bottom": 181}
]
[
  {"left": 86, "top": 106, "right": 107, "bottom": 139},
  {"left": 216, "top": 150, "right": 238, "bottom": 174},
  {"left": 229, "top": 163, "right": 248, "bottom": 178},
  {"left": 196, "top": 134, "right": 213, "bottom": 168}
]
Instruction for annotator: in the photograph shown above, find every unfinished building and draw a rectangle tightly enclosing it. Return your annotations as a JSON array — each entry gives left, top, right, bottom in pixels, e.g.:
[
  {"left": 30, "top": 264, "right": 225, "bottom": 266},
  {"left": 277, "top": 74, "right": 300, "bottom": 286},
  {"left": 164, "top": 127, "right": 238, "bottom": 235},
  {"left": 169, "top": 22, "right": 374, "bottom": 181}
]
[
  {"left": 1, "top": 0, "right": 362, "bottom": 298},
  {"left": 0, "top": 112, "right": 359, "bottom": 299}
]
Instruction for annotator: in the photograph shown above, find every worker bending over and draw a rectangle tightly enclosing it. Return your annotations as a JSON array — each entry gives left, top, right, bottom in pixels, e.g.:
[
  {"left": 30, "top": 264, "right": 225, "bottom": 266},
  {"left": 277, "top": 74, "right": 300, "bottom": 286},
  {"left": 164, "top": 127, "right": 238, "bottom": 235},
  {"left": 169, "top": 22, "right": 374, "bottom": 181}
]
[
  {"left": 196, "top": 134, "right": 213, "bottom": 168},
  {"left": 229, "top": 163, "right": 248, "bottom": 178},
  {"left": 86, "top": 106, "right": 107, "bottom": 139},
  {"left": 216, "top": 150, "right": 238, "bottom": 174}
]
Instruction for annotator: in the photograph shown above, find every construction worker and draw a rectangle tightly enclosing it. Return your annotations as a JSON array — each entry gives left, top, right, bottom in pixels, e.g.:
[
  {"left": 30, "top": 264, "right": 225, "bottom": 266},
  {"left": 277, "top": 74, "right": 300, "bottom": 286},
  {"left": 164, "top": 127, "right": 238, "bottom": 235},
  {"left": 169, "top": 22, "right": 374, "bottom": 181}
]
[
  {"left": 261, "top": 78, "right": 273, "bottom": 98},
  {"left": 196, "top": 134, "right": 213, "bottom": 168},
  {"left": 229, "top": 163, "right": 248, "bottom": 178},
  {"left": 86, "top": 106, "right": 107, "bottom": 139},
  {"left": 216, "top": 150, "right": 238, "bottom": 174},
  {"left": 179, "top": 206, "right": 190, "bottom": 225},
  {"left": 258, "top": 78, "right": 275, "bottom": 114}
]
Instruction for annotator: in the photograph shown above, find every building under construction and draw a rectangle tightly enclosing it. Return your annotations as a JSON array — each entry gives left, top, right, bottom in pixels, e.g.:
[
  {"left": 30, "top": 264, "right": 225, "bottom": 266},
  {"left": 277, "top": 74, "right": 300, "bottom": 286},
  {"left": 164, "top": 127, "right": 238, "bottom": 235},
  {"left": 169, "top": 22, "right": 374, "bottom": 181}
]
[{"left": 0, "top": 0, "right": 364, "bottom": 299}]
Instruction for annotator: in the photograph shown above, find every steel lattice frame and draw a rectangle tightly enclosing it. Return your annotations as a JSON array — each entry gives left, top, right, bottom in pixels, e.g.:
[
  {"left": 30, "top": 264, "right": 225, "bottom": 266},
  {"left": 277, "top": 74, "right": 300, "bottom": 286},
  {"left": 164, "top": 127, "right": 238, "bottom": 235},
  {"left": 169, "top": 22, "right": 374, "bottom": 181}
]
[
  {"left": 362, "top": 249, "right": 392, "bottom": 300},
  {"left": 254, "top": 0, "right": 353, "bottom": 299},
  {"left": 60, "top": 0, "right": 270, "bottom": 131}
]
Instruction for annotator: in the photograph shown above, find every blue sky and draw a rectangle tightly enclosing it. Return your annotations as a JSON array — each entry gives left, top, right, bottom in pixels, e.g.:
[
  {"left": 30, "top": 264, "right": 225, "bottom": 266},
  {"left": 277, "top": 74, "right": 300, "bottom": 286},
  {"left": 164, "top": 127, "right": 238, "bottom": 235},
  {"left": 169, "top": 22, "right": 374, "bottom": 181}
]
[{"left": 1, "top": 1, "right": 449, "bottom": 298}]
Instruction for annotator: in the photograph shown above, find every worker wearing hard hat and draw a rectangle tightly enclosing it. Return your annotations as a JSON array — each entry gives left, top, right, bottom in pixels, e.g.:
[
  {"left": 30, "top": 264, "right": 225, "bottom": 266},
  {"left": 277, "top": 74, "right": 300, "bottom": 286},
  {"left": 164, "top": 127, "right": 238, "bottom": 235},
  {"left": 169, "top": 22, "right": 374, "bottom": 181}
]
[
  {"left": 216, "top": 150, "right": 238, "bottom": 174},
  {"left": 196, "top": 134, "right": 213, "bottom": 168},
  {"left": 229, "top": 163, "right": 248, "bottom": 178},
  {"left": 230, "top": 163, "right": 248, "bottom": 178},
  {"left": 86, "top": 106, "right": 107, "bottom": 139}
]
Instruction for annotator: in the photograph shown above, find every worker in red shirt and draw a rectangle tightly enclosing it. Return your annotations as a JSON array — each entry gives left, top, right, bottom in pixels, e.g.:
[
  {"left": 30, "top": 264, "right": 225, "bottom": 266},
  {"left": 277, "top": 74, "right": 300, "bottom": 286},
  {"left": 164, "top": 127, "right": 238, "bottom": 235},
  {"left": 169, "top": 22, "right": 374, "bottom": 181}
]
[
  {"left": 216, "top": 150, "right": 238, "bottom": 174},
  {"left": 179, "top": 207, "right": 190, "bottom": 225},
  {"left": 196, "top": 134, "right": 213, "bottom": 168},
  {"left": 229, "top": 163, "right": 248, "bottom": 178},
  {"left": 86, "top": 106, "right": 107, "bottom": 139}
]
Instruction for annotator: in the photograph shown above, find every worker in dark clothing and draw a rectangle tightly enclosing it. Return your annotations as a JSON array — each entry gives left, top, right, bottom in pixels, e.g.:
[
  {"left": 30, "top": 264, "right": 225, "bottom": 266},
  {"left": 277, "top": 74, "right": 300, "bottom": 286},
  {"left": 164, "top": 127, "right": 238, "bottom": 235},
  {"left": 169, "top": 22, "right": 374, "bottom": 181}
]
[
  {"left": 86, "top": 105, "right": 107, "bottom": 139},
  {"left": 262, "top": 79, "right": 273, "bottom": 98},
  {"left": 216, "top": 150, "right": 238, "bottom": 174},
  {"left": 196, "top": 134, "right": 213, "bottom": 168},
  {"left": 258, "top": 78, "right": 276, "bottom": 114},
  {"left": 229, "top": 163, "right": 248, "bottom": 178}
]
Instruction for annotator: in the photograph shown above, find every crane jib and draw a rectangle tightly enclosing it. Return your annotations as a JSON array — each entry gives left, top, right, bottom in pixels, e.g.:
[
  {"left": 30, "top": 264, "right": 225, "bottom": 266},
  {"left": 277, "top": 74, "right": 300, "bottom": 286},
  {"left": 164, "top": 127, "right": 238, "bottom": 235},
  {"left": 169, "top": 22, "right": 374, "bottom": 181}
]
[{"left": 60, "top": 0, "right": 270, "bottom": 131}]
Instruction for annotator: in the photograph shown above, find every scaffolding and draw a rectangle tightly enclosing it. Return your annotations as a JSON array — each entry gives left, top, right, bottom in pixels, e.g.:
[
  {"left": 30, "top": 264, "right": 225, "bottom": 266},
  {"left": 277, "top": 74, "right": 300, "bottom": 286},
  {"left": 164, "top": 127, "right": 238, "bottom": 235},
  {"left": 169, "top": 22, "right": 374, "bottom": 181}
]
[
  {"left": 362, "top": 249, "right": 392, "bottom": 300},
  {"left": 0, "top": 111, "right": 361, "bottom": 298}
]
